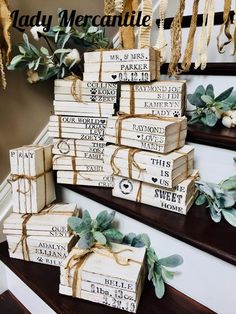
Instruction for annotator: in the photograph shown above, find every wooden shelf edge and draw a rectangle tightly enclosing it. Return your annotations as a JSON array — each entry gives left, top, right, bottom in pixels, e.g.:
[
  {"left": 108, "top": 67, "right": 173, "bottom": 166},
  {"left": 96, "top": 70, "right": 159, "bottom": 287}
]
[
  {"left": 187, "top": 124, "right": 236, "bottom": 150},
  {"left": 61, "top": 185, "right": 236, "bottom": 266},
  {"left": 0, "top": 242, "right": 214, "bottom": 314}
]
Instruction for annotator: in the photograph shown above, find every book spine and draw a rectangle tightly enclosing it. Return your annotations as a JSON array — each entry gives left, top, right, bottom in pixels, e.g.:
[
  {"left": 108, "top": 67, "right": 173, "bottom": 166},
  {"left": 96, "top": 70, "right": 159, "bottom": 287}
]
[{"left": 9, "top": 149, "right": 20, "bottom": 213}]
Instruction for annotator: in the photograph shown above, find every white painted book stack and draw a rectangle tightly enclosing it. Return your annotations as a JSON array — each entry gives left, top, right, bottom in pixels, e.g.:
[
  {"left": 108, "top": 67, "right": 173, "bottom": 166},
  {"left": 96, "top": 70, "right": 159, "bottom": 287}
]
[
  {"left": 59, "top": 243, "right": 146, "bottom": 313},
  {"left": 9, "top": 145, "right": 56, "bottom": 214},
  {"left": 113, "top": 171, "right": 199, "bottom": 215},
  {"left": 3, "top": 203, "right": 79, "bottom": 267},
  {"left": 104, "top": 144, "right": 195, "bottom": 189},
  {"left": 105, "top": 116, "right": 188, "bottom": 154},
  {"left": 49, "top": 79, "right": 117, "bottom": 187},
  {"left": 83, "top": 48, "right": 160, "bottom": 82},
  {"left": 120, "top": 81, "right": 187, "bottom": 117},
  {"left": 53, "top": 80, "right": 118, "bottom": 117}
]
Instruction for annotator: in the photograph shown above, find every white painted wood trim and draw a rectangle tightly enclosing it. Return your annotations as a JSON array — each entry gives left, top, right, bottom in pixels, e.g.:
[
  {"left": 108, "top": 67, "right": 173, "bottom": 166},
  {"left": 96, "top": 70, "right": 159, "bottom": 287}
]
[
  {"left": 59, "top": 186, "right": 236, "bottom": 314},
  {"left": 4, "top": 263, "right": 55, "bottom": 313},
  {"left": 0, "top": 261, "right": 8, "bottom": 294}
]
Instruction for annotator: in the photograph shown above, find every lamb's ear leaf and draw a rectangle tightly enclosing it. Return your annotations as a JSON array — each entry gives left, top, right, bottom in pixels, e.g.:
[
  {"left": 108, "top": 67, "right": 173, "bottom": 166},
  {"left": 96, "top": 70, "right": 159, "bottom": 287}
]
[
  {"left": 206, "top": 84, "right": 215, "bottom": 98},
  {"left": 215, "top": 87, "right": 234, "bottom": 102},
  {"left": 158, "top": 255, "right": 184, "bottom": 268},
  {"left": 222, "top": 209, "right": 236, "bottom": 227}
]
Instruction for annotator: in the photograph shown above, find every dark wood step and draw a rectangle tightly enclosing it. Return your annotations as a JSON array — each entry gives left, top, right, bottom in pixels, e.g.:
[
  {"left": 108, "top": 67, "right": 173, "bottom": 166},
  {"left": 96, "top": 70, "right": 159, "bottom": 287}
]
[
  {"left": 0, "top": 290, "right": 30, "bottom": 314},
  {"left": 61, "top": 185, "right": 236, "bottom": 266},
  {"left": 0, "top": 242, "right": 214, "bottom": 314},
  {"left": 187, "top": 124, "right": 236, "bottom": 150}
]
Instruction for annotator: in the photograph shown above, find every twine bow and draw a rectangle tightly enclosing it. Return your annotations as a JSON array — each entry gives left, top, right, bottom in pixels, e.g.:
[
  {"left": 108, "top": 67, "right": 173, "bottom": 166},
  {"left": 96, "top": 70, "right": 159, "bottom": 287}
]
[
  {"left": 65, "top": 244, "right": 141, "bottom": 298},
  {"left": 12, "top": 204, "right": 78, "bottom": 260},
  {"left": 114, "top": 113, "right": 184, "bottom": 146}
]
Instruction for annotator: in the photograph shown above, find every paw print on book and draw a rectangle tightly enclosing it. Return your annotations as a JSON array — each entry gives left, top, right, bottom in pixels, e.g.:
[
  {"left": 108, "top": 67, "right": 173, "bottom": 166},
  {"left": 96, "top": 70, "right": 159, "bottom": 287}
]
[
  {"left": 90, "top": 88, "right": 97, "bottom": 95},
  {"left": 173, "top": 111, "right": 181, "bottom": 117},
  {"left": 90, "top": 95, "right": 97, "bottom": 102}
]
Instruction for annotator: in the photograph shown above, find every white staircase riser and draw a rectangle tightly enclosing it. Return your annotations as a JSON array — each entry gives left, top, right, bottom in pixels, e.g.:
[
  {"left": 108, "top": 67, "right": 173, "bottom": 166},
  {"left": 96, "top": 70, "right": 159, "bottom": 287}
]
[{"left": 60, "top": 186, "right": 236, "bottom": 314}]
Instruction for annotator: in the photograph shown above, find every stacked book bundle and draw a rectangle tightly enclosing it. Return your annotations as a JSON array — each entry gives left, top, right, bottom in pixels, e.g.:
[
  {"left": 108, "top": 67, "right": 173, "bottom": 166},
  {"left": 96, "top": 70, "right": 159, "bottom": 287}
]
[
  {"left": 53, "top": 80, "right": 118, "bottom": 117},
  {"left": 49, "top": 79, "right": 117, "bottom": 187},
  {"left": 104, "top": 116, "right": 187, "bottom": 154},
  {"left": 119, "top": 81, "right": 186, "bottom": 117},
  {"left": 83, "top": 48, "right": 160, "bottom": 82},
  {"left": 59, "top": 243, "right": 146, "bottom": 313},
  {"left": 9, "top": 145, "right": 56, "bottom": 214},
  {"left": 3, "top": 203, "right": 79, "bottom": 266},
  {"left": 103, "top": 109, "right": 199, "bottom": 215}
]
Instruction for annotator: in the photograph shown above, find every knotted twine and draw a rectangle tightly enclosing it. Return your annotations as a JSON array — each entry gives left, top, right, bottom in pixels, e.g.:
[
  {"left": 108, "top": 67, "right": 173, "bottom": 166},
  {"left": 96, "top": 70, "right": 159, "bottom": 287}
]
[
  {"left": 110, "top": 146, "right": 146, "bottom": 178},
  {"left": 8, "top": 148, "right": 50, "bottom": 212},
  {"left": 168, "top": 0, "right": 186, "bottom": 77},
  {"left": 12, "top": 204, "right": 78, "bottom": 261},
  {"left": 114, "top": 114, "right": 184, "bottom": 149},
  {"left": 217, "top": 0, "right": 233, "bottom": 53},
  {"left": 65, "top": 244, "right": 142, "bottom": 298},
  {"left": 154, "top": 0, "right": 168, "bottom": 64},
  {"left": 195, "top": 0, "right": 215, "bottom": 70},
  {"left": 64, "top": 76, "right": 102, "bottom": 117},
  {"left": 181, "top": 0, "right": 200, "bottom": 72},
  {"left": 53, "top": 154, "right": 92, "bottom": 185}
]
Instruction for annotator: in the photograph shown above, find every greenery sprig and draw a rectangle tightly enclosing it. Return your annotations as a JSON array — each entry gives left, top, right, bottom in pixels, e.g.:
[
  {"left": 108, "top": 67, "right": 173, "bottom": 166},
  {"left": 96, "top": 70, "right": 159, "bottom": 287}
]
[
  {"left": 195, "top": 175, "right": 236, "bottom": 227},
  {"left": 7, "top": 13, "right": 112, "bottom": 83},
  {"left": 187, "top": 85, "right": 236, "bottom": 127},
  {"left": 68, "top": 210, "right": 183, "bottom": 299}
]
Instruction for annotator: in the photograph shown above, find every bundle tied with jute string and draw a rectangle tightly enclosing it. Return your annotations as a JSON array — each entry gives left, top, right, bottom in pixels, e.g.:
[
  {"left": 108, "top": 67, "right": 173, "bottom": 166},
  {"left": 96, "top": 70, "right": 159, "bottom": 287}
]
[{"left": 0, "top": 0, "right": 11, "bottom": 89}]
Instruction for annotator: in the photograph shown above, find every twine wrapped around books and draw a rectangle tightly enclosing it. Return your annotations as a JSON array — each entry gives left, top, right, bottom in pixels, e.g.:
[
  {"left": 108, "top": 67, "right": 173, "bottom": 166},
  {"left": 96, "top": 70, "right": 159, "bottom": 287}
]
[
  {"left": 114, "top": 114, "right": 184, "bottom": 148},
  {"left": 63, "top": 76, "right": 102, "bottom": 116},
  {"left": 104, "top": 0, "right": 115, "bottom": 15},
  {"left": 8, "top": 148, "right": 51, "bottom": 211},
  {"left": 65, "top": 244, "right": 142, "bottom": 298},
  {"left": 217, "top": 0, "right": 233, "bottom": 53},
  {"left": 130, "top": 84, "right": 135, "bottom": 114},
  {"left": 12, "top": 204, "right": 78, "bottom": 261},
  {"left": 110, "top": 146, "right": 146, "bottom": 179},
  {"left": 135, "top": 170, "right": 200, "bottom": 204},
  {"left": 53, "top": 155, "right": 92, "bottom": 184}
]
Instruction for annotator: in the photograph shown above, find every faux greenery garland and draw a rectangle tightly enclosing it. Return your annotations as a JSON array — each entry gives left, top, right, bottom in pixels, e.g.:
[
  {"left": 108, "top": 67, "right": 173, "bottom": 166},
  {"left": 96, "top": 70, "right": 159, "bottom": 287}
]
[
  {"left": 195, "top": 175, "right": 236, "bottom": 227},
  {"left": 8, "top": 12, "right": 112, "bottom": 83},
  {"left": 68, "top": 210, "right": 183, "bottom": 299},
  {"left": 187, "top": 84, "right": 236, "bottom": 128}
]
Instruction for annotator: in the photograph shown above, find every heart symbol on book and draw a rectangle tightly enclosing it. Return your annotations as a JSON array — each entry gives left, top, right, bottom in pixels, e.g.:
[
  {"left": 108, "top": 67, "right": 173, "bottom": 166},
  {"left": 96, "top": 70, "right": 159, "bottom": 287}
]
[
  {"left": 101, "top": 120, "right": 106, "bottom": 124},
  {"left": 152, "top": 178, "right": 158, "bottom": 183},
  {"left": 112, "top": 75, "right": 117, "bottom": 80},
  {"left": 123, "top": 184, "right": 129, "bottom": 189},
  {"left": 137, "top": 135, "right": 141, "bottom": 139},
  {"left": 99, "top": 137, "right": 104, "bottom": 141}
]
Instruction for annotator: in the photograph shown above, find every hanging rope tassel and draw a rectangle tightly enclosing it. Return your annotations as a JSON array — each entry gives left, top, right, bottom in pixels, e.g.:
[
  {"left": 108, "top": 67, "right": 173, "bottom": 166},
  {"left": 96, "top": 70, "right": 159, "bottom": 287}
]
[
  {"left": 217, "top": 0, "right": 233, "bottom": 53},
  {"left": 154, "top": 0, "right": 168, "bottom": 64},
  {"left": 231, "top": 3, "right": 236, "bottom": 55},
  {"left": 168, "top": 0, "right": 186, "bottom": 77},
  {"left": 120, "top": 0, "right": 139, "bottom": 49},
  {"left": 0, "top": 0, "right": 12, "bottom": 90},
  {"left": 195, "top": 0, "right": 215, "bottom": 70},
  {"left": 138, "top": 0, "right": 153, "bottom": 49},
  {"left": 181, "top": 0, "right": 200, "bottom": 72}
]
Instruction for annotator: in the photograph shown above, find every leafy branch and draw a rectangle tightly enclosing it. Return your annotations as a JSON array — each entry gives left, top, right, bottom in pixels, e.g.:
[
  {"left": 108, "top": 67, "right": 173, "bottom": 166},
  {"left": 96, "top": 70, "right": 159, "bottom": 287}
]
[
  {"left": 68, "top": 210, "right": 183, "bottom": 299},
  {"left": 187, "top": 84, "right": 236, "bottom": 127},
  {"left": 195, "top": 175, "right": 236, "bottom": 227}
]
